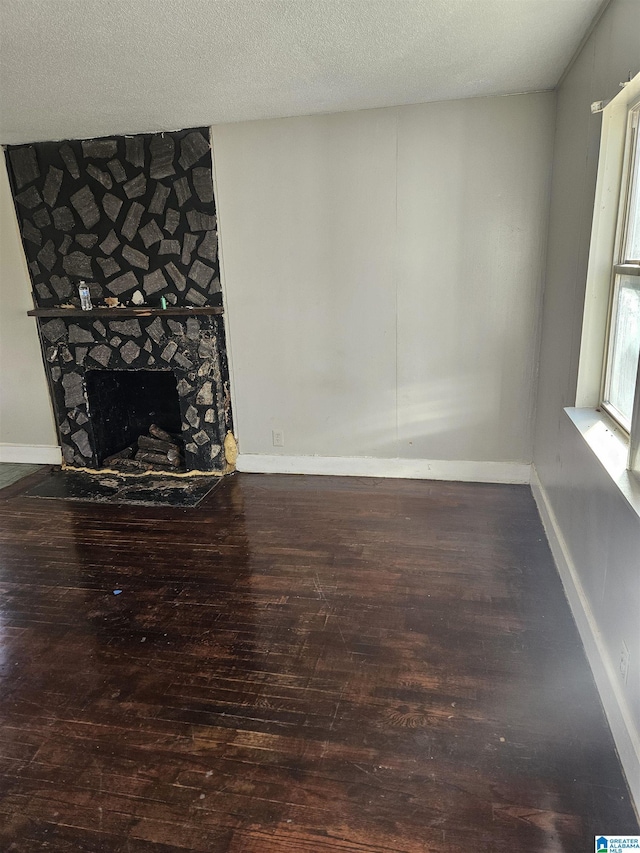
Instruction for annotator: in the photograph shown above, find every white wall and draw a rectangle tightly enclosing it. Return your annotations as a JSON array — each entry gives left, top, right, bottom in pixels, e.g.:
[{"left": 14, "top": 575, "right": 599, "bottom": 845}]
[
  {"left": 214, "top": 93, "right": 555, "bottom": 476},
  {"left": 0, "top": 157, "right": 58, "bottom": 462},
  {"left": 533, "top": 0, "right": 640, "bottom": 809}
]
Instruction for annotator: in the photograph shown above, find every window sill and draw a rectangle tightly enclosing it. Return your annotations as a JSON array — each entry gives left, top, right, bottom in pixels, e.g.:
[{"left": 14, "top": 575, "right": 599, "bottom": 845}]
[{"left": 564, "top": 407, "right": 640, "bottom": 520}]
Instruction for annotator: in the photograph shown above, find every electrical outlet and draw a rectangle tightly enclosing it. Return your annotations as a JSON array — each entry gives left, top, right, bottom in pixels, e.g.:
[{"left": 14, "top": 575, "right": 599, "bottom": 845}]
[
  {"left": 620, "top": 641, "right": 630, "bottom": 685},
  {"left": 272, "top": 429, "right": 284, "bottom": 448}
]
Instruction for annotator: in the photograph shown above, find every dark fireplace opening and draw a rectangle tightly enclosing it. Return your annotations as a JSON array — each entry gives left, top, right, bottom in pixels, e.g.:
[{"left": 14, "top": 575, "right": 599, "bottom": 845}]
[{"left": 85, "top": 370, "right": 183, "bottom": 467}]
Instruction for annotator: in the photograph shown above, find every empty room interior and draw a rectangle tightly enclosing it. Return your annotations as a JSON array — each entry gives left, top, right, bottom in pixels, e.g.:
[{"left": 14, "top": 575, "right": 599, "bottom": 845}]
[{"left": 0, "top": 0, "right": 639, "bottom": 850}]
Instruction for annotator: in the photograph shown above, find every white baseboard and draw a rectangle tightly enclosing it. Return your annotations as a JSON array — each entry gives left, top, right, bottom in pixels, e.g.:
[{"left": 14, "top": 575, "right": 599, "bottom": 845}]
[
  {"left": 237, "top": 453, "right": 531, "bottom": 484},
  {"left": 0, "top": 443, "right": 61, "bottom": 464},
  {"left": 531, "top": 466, "right": 640, "bottom": 814}
]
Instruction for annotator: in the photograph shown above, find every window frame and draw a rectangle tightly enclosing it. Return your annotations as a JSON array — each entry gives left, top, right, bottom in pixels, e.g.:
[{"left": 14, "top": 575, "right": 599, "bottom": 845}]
[{"left": 600, "top": 99, "right": 640, "bottom": 436}]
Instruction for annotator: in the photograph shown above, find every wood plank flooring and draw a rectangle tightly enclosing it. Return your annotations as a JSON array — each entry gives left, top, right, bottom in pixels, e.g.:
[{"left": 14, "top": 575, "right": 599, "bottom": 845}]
[{"left": 0, "top": 471, "right": 637, "bottom": 852}]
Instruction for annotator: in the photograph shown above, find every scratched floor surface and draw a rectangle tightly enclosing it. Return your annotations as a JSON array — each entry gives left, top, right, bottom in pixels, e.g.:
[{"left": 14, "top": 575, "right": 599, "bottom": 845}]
[{"left": 0, "top": 471, "right": 637, "bottom": 852}]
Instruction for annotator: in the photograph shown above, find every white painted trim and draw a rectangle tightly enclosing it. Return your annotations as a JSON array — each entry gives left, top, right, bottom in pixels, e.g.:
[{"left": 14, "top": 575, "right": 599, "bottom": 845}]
[
  {"left": 0, "top": 444, "right": 61, "bottom": 464},
  {"left": 565, "top": 407, "right": 640, "bottom": 519},
  {"left": 209, "top": 125, "right": 241, "bottom": 448},
  {"left": 531, "top": 466, "right": 640, "bottom": 814},
  {"left": 237, "top": 453, "right": 531, "bottom": 483}
]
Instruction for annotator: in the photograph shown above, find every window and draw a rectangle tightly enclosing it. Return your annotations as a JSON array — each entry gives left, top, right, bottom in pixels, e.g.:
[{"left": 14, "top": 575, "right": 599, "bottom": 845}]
[
  {"left": 601, "top": 101, "right": 640, "bottom": 440},
  {"left": 576, "top": 72, "right": 640, "bottom": 477}
]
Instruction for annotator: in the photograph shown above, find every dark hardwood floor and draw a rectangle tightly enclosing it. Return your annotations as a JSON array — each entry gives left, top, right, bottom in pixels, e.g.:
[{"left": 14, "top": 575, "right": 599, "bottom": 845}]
[{"left": 0, "top": 470, "right": 637, "bottom": 852}]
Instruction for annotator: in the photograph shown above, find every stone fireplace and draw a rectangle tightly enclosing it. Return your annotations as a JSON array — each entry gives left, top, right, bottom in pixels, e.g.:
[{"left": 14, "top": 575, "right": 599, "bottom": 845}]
[
  {"left": 5, "top": 127, "right": 233, "bottom": 475},
  {"left": 39, "top": 309, "right": 230, "bottom": 472}
]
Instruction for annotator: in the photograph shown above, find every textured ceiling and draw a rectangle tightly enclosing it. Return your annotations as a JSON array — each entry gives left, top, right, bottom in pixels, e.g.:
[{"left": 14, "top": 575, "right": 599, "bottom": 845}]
[{"left": 0, "top": 0, "right": 605, "bottom": 144}]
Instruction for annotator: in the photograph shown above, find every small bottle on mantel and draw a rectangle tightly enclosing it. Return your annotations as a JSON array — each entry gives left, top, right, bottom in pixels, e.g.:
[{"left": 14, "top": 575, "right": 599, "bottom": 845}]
[{"left": 78, "top": 280, "right": 93, "bottom": 311}]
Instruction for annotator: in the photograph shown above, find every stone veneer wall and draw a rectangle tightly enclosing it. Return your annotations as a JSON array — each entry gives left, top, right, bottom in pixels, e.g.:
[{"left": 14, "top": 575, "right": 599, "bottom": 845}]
[
  {"left": 4, "top": 126, "right": 233, "bottom": 473},
  {"left": 40, "top": 312, "right": 231, "bottom": 472},
  {"left": 5, "top": 127, "right": 220, "bottom": 309}
]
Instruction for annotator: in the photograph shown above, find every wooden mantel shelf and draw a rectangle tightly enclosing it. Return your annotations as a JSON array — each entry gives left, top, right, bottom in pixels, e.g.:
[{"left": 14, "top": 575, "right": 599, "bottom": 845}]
[{"left": 28, "top": 306, "right": 224, "bottom": 318}]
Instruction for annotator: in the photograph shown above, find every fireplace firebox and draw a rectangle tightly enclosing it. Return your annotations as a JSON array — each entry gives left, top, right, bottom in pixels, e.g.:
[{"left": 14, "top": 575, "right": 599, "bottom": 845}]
[{"left": 85, "top": 370, "right": 182, "bottom": 465}]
